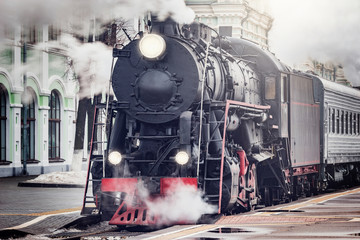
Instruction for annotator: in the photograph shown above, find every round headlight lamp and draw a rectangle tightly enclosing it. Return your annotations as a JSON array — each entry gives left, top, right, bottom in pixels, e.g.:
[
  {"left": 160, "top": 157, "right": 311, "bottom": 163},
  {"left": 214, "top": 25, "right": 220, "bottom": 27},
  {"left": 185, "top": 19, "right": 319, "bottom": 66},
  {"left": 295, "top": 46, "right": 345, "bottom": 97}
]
[
  {"left": 108, "top": 151, "right": 122, "bottom": 165},
  {"left": 139, "top": 34, "right": 166, "bottom": 60},
  {"left": 175, "top": 151, "right": 189, "bottom": 165}
]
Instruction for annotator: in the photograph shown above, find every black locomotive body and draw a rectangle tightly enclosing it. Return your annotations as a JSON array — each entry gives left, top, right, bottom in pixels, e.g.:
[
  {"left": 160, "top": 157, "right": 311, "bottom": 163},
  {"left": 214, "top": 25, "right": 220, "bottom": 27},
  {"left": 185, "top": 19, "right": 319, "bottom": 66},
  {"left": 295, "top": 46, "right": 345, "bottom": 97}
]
[{"left": 82, "top": 18, "right": 360, "bottom": 225}]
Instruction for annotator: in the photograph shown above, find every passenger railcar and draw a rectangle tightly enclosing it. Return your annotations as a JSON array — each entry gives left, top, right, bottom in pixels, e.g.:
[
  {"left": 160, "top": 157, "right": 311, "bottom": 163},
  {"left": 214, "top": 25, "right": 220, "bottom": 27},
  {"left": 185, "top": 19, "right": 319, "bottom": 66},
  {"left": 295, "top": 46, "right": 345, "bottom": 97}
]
[
  {"left": 81, "top": 18, "right": 360, "bottom": 225},
  {"left": 316, "top": 78, "right": 360, "bottom": 183}
]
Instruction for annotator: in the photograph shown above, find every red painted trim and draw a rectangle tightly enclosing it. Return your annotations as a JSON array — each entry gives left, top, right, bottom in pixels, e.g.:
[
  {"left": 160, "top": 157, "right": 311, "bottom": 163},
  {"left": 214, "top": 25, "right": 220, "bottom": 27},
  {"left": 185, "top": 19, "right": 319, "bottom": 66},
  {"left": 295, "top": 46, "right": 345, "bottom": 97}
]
[
  {"left": 291, "top": 102, "right": 320, "bottom": 108},
  {"left": 237, "top": 150, "right": 249, "bottom": 176},
  {"left": 160, "top": 178, "right": 197, "bottom": 195},
  {"left": 101, "top": 177, "right": 198, "bottom": 194},
  {"left": 292, "top": 165, "right": 319, "bottom": 176},
  {"left": 109, "top": 201, "right": 157, "bottom": 225},
  {"left": 101, "top": 178, "right": 138, "bottom": 193}
]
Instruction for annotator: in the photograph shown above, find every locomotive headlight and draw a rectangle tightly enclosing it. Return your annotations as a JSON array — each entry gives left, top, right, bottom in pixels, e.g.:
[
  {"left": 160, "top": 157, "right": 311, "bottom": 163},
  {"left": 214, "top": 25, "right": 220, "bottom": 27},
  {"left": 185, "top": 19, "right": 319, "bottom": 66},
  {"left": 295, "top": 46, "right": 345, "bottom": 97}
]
[
  {"left": 139, "top": 34, "right": 166, "bottom": 60},
  {"left": 108, "top": 151, "right": 122, "bottom": 165},
  {"left": 175, "top": 151, "right": 189, "bottom": 165}
]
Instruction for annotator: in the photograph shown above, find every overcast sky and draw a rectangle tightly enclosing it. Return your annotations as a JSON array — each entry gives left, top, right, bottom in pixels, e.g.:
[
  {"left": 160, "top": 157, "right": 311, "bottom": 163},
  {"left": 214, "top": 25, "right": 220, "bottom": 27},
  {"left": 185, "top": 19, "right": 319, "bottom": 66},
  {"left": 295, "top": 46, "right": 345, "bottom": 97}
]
[{"left": 267, "top": 0, "right": 360, "bottom": 85}]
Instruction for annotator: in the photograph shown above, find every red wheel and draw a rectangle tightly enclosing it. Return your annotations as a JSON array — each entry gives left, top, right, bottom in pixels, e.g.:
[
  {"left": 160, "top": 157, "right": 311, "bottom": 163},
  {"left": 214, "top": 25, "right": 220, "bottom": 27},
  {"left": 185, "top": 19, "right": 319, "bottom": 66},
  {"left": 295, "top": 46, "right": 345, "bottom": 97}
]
[
  {"left": 237, "top": 175, "right": 248, "bottom": 210},
  {"left": 247, "top": 163, "right": 257, "bottom": 210}
]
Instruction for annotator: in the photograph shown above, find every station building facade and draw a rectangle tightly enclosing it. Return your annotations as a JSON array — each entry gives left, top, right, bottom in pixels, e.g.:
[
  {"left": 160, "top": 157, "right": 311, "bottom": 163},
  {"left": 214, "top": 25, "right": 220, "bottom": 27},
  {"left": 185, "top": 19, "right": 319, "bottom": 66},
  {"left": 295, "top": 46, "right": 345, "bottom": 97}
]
[
  {"left": 297, "top": 59, "right": 352, "bottom": 87},
  {"left": 185, "top": 0, "right": 273, "bottom": 48},
  {"left": 0, "top": 25, "right": 77, "bottom": 177}
]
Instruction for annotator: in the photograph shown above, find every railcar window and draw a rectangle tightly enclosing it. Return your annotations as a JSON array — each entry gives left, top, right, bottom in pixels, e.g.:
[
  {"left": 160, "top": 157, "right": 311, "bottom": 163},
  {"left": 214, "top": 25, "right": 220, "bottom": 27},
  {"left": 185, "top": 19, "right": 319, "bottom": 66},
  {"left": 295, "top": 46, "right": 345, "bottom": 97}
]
[
  {"left": 331, "top": 109, "right": 335, "bottom": 133},
  {"left": 345, "top": 112, "right": 349, "bottom": 135},
  {"left": 336, "top": 110, "right": 340, "bottom": 134},
  {"left": 265, "top": 77, "right": 276, "bottom": 100},
  {"left": 352, "top": 113, "right": 356, "bottom": 135},
  {"left": 328, "top": 108, "right": 332, "bottom": 133},
  {"left": 349, "top": 113, "right": 353, "bottom": 135},
  {"left": 341, "top": 111, "right": 344, "bottom": 134}
]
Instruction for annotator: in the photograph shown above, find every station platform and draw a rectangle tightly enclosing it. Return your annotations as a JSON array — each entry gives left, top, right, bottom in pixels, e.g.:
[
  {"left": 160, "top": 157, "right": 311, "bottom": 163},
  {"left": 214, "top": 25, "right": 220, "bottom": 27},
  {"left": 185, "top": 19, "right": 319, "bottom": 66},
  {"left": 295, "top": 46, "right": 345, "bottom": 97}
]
[{"left": 0, "top": 175, "right": 86, "bottom": 237}]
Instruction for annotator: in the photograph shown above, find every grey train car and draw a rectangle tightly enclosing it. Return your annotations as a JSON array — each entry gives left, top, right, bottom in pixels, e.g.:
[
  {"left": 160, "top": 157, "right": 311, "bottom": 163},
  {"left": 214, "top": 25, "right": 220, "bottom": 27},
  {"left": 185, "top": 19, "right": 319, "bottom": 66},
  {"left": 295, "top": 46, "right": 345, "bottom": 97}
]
[{"left": 314, "top": 77, "right": 360, "bottom": 183}]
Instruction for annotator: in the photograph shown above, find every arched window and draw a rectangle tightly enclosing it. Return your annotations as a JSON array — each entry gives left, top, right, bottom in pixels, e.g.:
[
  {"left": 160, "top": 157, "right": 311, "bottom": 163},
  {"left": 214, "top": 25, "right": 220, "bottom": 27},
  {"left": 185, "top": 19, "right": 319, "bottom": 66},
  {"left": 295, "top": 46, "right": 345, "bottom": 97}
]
[
  {"left": 21, "top": 88, "right": 37, "bottom": 163},
  {"left": 49, "top": 90, "right": 61, "bottom": 161},
  {"left": 0, "top": 85, "right": 7, "bottom": 163}
]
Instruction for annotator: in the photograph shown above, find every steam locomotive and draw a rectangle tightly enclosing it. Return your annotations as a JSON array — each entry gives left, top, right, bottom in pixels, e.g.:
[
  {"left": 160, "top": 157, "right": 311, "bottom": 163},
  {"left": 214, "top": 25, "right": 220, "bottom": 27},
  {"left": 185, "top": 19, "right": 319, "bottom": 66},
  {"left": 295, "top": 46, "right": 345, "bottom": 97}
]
[{"left": 81, "top": 18, "right": 360, "bottom": 225}]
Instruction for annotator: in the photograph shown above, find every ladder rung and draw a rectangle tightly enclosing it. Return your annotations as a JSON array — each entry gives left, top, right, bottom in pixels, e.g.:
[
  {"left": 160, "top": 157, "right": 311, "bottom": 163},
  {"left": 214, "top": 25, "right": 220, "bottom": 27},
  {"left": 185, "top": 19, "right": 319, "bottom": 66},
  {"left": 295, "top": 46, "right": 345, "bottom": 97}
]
[
  {"left": 86, "top": 196, "right": 95, "bottom": 199},
  {"left": 206, "top": 157, "right": 221, "bottom": 161},
  {"left": 90, "top": 158, "right": 103, "bottom": 162},
  {"left": 205, "top": 177, "right": 220, "bottom": 181},
  {"left": 92, "top": 141, "right": 107, "bottom": 144},
  {"left": 206, "top": 194, "right": 220, "bottom": 198},
  {"left": 89, "top": 179, "right": 102, "bottom": 182},
  {"left": 85, "top": 201, "right": 96, "bottom": 204}
]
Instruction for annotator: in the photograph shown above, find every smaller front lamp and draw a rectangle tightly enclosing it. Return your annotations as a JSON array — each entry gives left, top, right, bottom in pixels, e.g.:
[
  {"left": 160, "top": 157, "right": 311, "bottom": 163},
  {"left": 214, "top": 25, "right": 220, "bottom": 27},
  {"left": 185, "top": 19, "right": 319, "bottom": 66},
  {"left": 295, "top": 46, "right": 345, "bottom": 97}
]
[
  {"left": 108, "top": 151, "right": 122, "bottom": 165},
  {"left": 139, "top": 34, "right": 166, "bottom": 60},
  {"left": 175, "top": 151, "right": 189, "bottom": 165}
]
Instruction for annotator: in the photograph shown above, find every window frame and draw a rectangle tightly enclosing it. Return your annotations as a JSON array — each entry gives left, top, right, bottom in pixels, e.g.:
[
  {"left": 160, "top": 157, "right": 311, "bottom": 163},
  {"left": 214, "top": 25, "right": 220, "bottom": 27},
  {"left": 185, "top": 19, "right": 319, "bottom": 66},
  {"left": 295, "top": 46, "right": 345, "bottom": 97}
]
[
  {"left": 21, "top": 98, "right": 37, "bottom": 163},
  {"left": 48, "top": 91, "right": 62, "bottom": 162}
]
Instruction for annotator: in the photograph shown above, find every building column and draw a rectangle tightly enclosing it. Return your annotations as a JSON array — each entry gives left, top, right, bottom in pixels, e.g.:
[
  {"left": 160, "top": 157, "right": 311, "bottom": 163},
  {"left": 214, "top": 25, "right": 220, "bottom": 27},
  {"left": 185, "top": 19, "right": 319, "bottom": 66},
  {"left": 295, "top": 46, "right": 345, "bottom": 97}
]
[
  {"left": 9, "top": 104, "right": 22, "bottom": 175},
  {"left": 38, "top": 106, "right": 50, "bottom": 169},
  {"left": 63, "top": 109, "right": 76, "bottom": 166}
]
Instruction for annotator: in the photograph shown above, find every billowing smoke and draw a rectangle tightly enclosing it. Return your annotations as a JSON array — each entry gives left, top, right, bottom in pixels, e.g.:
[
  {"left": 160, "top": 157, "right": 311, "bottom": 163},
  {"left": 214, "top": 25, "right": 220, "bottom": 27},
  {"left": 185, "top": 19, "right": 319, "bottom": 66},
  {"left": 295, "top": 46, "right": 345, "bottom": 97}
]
[
  {"left": 268, "top": 0, "right": 360, "bottom": 86},
  {"left": 137, "top": 181, "right": 217, "bottom": 225},
  {"left": 58, "top": 34, "right": 113, "bottom": 99},
  {"left": 0, "top": 0, "right": 195, "bottom": 98},
  {"left": 0, "top": 0, "right": 194, "bottom": 35}
]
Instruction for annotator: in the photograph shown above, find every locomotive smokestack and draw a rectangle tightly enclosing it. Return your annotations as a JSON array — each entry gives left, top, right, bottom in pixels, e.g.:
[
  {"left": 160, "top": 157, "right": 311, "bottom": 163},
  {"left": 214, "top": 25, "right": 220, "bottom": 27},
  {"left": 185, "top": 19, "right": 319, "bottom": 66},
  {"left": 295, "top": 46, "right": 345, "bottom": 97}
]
[{"left": 151, "top": 16, "right": 180, "bottom": 37}]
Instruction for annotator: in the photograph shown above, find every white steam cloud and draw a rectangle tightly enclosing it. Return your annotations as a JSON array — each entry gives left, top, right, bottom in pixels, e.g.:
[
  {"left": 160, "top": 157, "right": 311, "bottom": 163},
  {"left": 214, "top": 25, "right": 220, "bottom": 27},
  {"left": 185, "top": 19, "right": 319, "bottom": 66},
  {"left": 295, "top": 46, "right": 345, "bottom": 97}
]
[
  {"left": 268, "top": 0, "right": 360, "bottom": 86},
  {"left": 58, "top": 34, "right": 113, "bottom": 99},
  {"left": 0, "top": 0, "right": 194, "bottom": 31},
  {"left": 0, "top": 0, "right": 195, "bottom": 98},
  {"left": 137, "top": 181, "right": 216, "bottom": 225}
]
